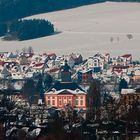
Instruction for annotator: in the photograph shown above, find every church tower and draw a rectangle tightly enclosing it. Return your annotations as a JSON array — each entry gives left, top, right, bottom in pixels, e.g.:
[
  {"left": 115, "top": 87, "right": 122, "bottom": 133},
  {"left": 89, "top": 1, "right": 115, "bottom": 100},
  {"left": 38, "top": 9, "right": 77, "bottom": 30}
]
[{"left": 61, "top": 60, "right": 72, "bottom": 82}]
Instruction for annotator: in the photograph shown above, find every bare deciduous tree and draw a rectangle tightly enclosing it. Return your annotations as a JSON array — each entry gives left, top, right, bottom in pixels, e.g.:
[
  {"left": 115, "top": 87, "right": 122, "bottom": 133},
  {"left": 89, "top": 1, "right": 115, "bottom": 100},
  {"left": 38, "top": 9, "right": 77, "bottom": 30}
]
[
  {"left": 126, "top": 34, "right": 133, "bottom": 40},
  {"left": 110, "top": 37, "right": 114, "bottom": 43},
  {"left": 87, "top": 79, "right": 101, "bottom": 120},
  {"left": 27, "top": 46, "right": 34, "bottom": 54},
  {"left": 15, "top": 49, "right": 19, "bottom": 55},
  {"left": 117, "top": 37, "right": 120, "bottom": 42},
  {"left": 22, "top": 47, "right": 27, "bottom": 53}
]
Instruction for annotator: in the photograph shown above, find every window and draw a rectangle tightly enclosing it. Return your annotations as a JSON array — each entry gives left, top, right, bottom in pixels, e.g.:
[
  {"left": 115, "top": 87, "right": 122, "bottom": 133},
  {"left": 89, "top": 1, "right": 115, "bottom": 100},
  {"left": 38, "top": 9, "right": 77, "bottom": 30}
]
[
  {"left": 80, "top": 96, "right": 83, "bottom": 99},
  {"left": 52, "top": 97, "right": 55, "bottom": 99},
  {"left": 58, "top": 97, "right": 62, "bottom": 105},
  {"left": 52, "top": 100, "right": 55, "bottom": 106},
  {"left": 80, "top": 100, "right": 83, "bottom": 106},
  {"left": 48, "top": 96, "right": 50, "bottom": 99},
  {"left": 47, "top": 100, "right": 50, "bottom": 105},
  {"left": 64, "top": 99, "right": 67, "bottom": 104},
  {"left": 75, "top": 96, "right": 78, "bottom": 99},
  {"left": 59, "top": 100, "right": 62, "bottom": 105},
  {"left": 68, "top": 100, "right": 72, "bottom": 105},
  {"left": 75, "top": 100, "right": 78, "bottom": 106}
]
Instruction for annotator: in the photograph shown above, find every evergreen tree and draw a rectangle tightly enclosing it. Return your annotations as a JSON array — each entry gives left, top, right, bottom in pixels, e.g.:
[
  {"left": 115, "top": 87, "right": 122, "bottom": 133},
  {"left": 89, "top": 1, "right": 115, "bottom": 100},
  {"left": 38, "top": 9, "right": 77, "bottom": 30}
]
[
  {"left": 0, "top": 23, "right": 7, "bottom": 36},
  {"left": 43, "top": 74, "right": 53, "bottom": 90},
  {"left": 36, "top": 74, "right": 43, "bottom": 93},
  {"left": 8, "top": 19, "right": 54, "bottom": 40},
  {"left": 87, "top": 79, "right": 101, "bottom": 120},
  {"left": 27, "top": 46, "right": 34, "bottom": 54},
  {"left": 22, "top": 79, "right": 36, "bottom": 99},
  {"left": 119, "top": 78, "right": 128, "bottom": 92},
  {"left": 0, "top": 0, "right": 105, "bottom": 22}
]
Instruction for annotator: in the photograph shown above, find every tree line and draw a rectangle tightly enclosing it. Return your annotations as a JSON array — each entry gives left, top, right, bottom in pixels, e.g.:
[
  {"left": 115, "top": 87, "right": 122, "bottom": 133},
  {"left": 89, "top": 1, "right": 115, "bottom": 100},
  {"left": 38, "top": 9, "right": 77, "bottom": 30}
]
[
  {"left": 0, "top": 0, "right": 105, "bottom": 22},
  {"left": 2, "top": 19, "right": 54, "bottom": 41},
  {"left": 0, "top": 23, "right": 7, "bottom": 36},
  {"left": 0, "top": 0, "right": 136, "bottom": 40}
]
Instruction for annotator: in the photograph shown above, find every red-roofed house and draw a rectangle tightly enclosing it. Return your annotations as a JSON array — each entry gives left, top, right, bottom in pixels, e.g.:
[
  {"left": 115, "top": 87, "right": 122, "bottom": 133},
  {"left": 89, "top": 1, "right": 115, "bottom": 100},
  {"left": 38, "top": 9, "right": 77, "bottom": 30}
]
[
  {"left": 121, "top": 54, "right": 132, "bottom": 65},
  {"left": 47, "top": 53, "right": 56, "bottom": 60},
  {"left": 47, "top": 67, "right": 60, "bottom": 79},
  {"left": 112, "top": 65, "right": 129, "bottom": 76},
  {"left": 33, "top": 63, "right": 44, "bottom": 69}
]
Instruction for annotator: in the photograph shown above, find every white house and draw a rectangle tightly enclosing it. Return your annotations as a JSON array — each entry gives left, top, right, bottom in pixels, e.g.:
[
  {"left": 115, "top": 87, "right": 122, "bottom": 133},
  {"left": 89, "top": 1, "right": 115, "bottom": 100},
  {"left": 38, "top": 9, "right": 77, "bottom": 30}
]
[
  {"left": 11, "top": 72, "right": 24, "bottom": 80},
  {"left": 47, "top": 60, "right": 55, "bottom": 68}
]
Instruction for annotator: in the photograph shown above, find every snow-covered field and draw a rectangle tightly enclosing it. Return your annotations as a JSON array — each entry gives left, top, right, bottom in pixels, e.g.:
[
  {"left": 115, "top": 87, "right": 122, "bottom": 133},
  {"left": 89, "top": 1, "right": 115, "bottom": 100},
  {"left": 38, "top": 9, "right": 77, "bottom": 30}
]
[{"left": 0, "top": 2, "right": 140, "bottom": 59}]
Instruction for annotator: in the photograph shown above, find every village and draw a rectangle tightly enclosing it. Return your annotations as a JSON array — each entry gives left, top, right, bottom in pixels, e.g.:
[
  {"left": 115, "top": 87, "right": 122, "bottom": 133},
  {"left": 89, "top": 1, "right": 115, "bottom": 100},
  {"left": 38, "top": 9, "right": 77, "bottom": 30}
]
[{"left": 0, "top": 48, "right": 140, "bottom": 139}]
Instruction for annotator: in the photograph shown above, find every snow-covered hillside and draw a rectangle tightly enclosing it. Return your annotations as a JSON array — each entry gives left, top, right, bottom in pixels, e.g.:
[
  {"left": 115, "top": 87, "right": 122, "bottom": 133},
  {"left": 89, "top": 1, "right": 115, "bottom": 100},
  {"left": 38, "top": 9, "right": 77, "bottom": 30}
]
[{"left": 0, "top": 2, "right": 140, "bottom": 59}]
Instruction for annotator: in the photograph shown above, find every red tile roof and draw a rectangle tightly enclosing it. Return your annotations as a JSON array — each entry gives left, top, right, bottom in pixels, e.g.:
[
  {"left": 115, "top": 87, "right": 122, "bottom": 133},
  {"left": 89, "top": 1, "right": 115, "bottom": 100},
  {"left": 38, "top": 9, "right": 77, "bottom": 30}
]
[
  {"left": 49, "top": 68, "right": 59, "bottom": 73},
  {"left": 114, "top": 69, "right": 122, "bottom": 73},
  {"left": 121, "top": 54, "right": 132, "bottom": 58},
  {"left": 0, "top": 61, "right": 5, "bottom": 66},
  {"left": 33, "top": 63, "right": 44, "bottom": 68},
  {"left": 47, "top": 53, "right": 56, "bottom": 57}
]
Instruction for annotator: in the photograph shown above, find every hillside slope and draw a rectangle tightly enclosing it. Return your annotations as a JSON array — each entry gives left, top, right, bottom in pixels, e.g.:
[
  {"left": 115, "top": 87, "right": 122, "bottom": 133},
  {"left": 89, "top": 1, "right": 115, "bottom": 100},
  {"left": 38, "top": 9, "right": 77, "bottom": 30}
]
[
  {"left": 0, "top": 2, "right": 140, "bottom": 59},
  {"left": 0, "top": 0, "right": 104, "bottom": 22}
]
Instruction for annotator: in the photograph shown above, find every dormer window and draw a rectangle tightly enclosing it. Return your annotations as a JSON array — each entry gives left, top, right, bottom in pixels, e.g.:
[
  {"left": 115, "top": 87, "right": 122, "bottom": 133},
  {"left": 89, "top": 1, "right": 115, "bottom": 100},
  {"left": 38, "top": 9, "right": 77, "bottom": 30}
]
[
  {"left": 52, "top": 88, "right": 56, "bottom": 93},
  {"left": 76, "top": 89, "right": 80, "bottom": 93}
]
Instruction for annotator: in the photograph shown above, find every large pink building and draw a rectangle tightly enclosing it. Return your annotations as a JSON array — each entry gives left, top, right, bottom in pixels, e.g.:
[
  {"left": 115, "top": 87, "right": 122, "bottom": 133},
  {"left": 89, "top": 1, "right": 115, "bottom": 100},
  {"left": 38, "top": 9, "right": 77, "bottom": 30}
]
[{"left": 45, "top": 88, "right": 87, "bottom": 110}]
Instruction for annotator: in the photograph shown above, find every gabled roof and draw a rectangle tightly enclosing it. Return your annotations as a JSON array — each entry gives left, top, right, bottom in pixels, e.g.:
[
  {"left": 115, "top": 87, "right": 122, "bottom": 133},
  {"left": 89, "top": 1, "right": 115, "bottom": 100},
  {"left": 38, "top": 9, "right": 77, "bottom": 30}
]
[
  {"left": 94, "top": 52, "right": 105, "bottom": 59},
  {"left": 78, "top": 69, "right": 92, "bottom": 74},
  {"left": 121, "top": 54, "right": 132, "bottom": 58},
  {"left": 48, "top": 68, "right": 59, "bottom": 73},
  {"left": 112, "top": 65, "right": 129, "bottom": 69},
  {"left": 32, "top": 63, "right": 45, "bottom": 69},
  {"left": 1, "top": 67, "right": 10, "bottom": 75},
  {"left": 7, "top": 52, "right": 17, "bottom": 58},
  {"left": 46, "top": 88, "right": 86, "bottom": 95},
  {"left": 58, "top": 89, "right": 73, "bottom": 95},
  {"left": 47, "top": 53, "right": 56, "bottom": 60},
  {"left": 113, "top": 69, "right": 122, "bottom": 73},
  {"left": 48, "top": 81, "right": 85, "bottom": 92}
]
